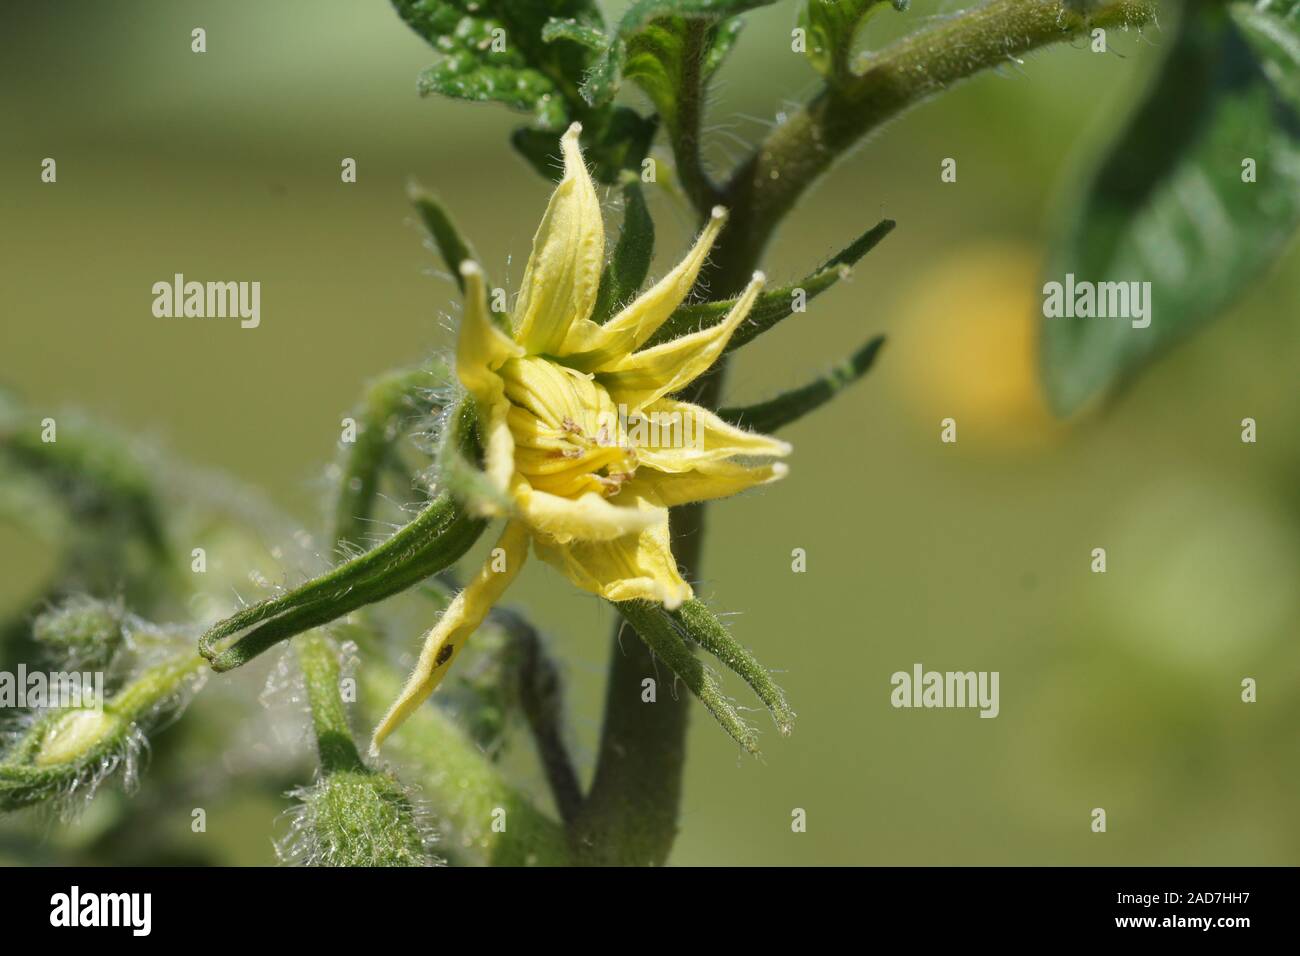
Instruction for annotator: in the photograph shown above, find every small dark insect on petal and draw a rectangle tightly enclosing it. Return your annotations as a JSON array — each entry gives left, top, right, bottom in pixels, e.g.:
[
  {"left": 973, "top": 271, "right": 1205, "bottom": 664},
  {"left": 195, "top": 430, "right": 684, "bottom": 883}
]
[{"left": 436, "top": 644, "right": 455, "bottom": 666}]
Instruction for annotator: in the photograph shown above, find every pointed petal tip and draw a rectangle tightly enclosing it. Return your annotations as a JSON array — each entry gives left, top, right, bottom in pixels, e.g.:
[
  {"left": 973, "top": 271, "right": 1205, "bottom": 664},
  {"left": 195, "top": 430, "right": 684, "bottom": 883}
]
[{"left": 564, "top": 121, "right": 583, "bottom": 140}]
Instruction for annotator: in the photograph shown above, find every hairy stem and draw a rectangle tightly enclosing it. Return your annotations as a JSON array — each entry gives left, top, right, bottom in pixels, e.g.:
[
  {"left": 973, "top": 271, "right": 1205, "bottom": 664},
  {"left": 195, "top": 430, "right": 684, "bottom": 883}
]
[
  {"left": 575, "top": 0, "right": 1154, "bottom": 866},
  {"left": 717, "top": 0, "right": 1156, "bottom": 275},
  {"left": 361, "top": 663, "right": 571, "bottom": 866},
  {"left": 670, "top": 19, "right": 723, "bottom": 212},
  {"left": 296, "top": 632, "right": 366, "bottom": 776},
  {"left": 491, "top": 607, "right": 584, "bottom": 826}
]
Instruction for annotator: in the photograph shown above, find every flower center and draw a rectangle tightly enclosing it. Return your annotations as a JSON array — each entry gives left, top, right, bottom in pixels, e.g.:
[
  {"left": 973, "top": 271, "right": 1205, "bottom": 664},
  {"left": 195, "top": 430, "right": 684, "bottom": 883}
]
[{"left": 500, "top": 357, "right": 639, "bottom": 499}]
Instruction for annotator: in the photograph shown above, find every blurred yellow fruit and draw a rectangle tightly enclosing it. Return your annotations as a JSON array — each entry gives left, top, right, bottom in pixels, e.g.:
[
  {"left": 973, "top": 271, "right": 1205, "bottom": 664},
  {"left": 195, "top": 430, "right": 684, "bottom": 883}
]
[{"left": 896, "top": 242, "right": 1059, "bottom": 448}]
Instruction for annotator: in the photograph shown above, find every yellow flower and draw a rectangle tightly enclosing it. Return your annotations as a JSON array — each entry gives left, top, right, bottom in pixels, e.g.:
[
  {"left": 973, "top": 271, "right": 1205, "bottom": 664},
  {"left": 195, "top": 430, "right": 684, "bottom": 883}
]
[{"left": 372, "top": 123, "right": 790, "bottom": 750}]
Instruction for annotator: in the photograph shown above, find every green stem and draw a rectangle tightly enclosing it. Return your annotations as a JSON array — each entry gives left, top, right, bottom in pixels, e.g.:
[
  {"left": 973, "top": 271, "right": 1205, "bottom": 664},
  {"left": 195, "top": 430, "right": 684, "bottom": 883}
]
[
  {"left": 296, "top": 632, "right": 366, "bottom": 775},
  {"left": 492, "top": 607, "right": 584, "bottom": 826},
  {"left": 360, "top": 664, "right": 571, "bottom": 866},
  {"left": 669, "top": 20, "right": 723, "bottom": 213},
  {"left": 575, "top": 0, "right": 1155, "bottom": 866},
  {"left": 715, "top": 0, "right": 1156, "bottom": 278}
]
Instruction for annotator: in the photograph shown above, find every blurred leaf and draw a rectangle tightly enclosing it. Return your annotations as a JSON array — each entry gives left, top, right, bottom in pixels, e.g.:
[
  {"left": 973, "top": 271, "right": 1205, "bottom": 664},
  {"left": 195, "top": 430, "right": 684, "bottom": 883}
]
[
  {"left": 1040, "top": 0, "right": 1300, "bottom": 416},
  {"left": 393, "top": 0, "right": 605, "bottom": 129},
  {"left": 799, "top": 0, "right": 909, "bottom": 81}
]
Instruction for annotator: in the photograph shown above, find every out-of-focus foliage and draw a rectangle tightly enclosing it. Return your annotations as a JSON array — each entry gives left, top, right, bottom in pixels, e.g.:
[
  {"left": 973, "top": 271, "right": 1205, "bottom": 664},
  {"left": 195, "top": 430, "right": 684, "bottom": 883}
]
[{"left": 1041, "top": 0, "right": 1300, "bottom": 415}]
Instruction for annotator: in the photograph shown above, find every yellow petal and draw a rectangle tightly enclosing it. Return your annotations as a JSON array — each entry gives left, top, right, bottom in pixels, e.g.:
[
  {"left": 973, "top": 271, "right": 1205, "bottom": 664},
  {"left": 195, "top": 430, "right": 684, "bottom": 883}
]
[
  {"left": 370, "top": 520, "right": 529, "bottom": 751},
  {"left": 631, "top": 397, "right": 791, "bottom": 473},
  {"left": 513, "top": 123, "right": 605, "bottom": 356},
  {"left": 513, "top": 475, "right": 662, "bottom": 545},
  {"left": 632, "top": 459, "right": 788, "bottom": 508},
  {"left": 532, "top": 488, "right": 692, "bottom": 610},
  {"left": 456, "top": 261, "right": 523, "bottom": 404},
  {"left": 597, "top": 271, "right": 766, "bottom": 412},
  {"left": 559, "top": 206, "right": 729, "bottom": 370},
  {"left": 455, "top": 262, "right": 523, "bottom": 502}
]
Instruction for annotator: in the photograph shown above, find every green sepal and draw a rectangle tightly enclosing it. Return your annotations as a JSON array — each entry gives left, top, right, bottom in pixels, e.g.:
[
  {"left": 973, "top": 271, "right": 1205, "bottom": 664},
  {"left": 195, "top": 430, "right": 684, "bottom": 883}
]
[
  {"left": 409, "top": 189, "right": 480, "bottom": 293},
  {"left": 719, "top": 334, "right": 885, "bottom": 433},
  {"left": 615, "top": 597, "right": 796, "bottom": 752},
  {"left": 616, "top": 599, "right": 759, "bottom": 754},
  {"left": 334, "top": 364, "right": 445, "bottom": 553},
  {"left": 594, "top": 178, "right": 656, "bottom": 322},
  {"left": 647, "top": 218, "right": 894, "bottom": 352},
  {"left": 435, "top": 398, "right": 514, "bottom": 515}
]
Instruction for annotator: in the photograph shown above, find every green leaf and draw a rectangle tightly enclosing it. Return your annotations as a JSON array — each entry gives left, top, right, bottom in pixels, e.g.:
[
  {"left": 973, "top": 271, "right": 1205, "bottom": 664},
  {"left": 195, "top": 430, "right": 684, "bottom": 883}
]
[
  {"left": 719, "top": 334, "right": 886, "bottom": 433},
  {"left": 594, "top": 179, "right": 655, "bottom": 322},
  {"left": 581, "top": 1, "right": 778, "bottom": 114},
  {"left": 646, "top": 218, "right": 894, "bottom": 352},
  {"left": 1040, "top": 0, "right": 1300, "bottom": 416},
  {"left": 542, "top": 17, "right": 607, "bottom": 51},
  {"left": 393, "top": 0, "right": 605, "bottom": 129},
  {"left": 1232, "top": 0, "right": 1300, "bottom": 105},
  {"left": 800, "top": 0, "right": 909, "bottom": 81}
]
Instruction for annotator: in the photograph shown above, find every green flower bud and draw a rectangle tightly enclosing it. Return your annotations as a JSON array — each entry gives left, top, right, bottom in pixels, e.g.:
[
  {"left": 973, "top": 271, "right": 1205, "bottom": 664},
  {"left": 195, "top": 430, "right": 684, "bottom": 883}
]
[
  {"left": 32, "top": 598, "right": 125, "bottom": 668},
  {"left": 34, "top": 710, "right": 123, "bottom": 767},
  {"left": 0, "top": 652, "right": 203, "bottom": 814}
]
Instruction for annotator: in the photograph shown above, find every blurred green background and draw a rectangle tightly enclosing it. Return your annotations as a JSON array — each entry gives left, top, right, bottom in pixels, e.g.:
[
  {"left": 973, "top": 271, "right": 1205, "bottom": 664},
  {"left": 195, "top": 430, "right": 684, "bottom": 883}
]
[{"left": 2, "top": 0, "right": 1298, "bottom": 865}]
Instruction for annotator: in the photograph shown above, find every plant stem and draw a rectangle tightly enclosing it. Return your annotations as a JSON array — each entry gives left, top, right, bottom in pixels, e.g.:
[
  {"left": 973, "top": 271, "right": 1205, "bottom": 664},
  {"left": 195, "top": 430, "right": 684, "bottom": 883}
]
[
  {"left": 296, "top": 632, "right": 366, "bottom": 776},
  {"left": 669, "top": 20, "right": 723, "bottom": 212},
  {"left": 492, "top": 607, "right": 584, "bottom": 826},
  {"left": 574, "top": 0, "right": 1155, "bottom": 866},
  {"left": 716, "top": 0, "right": 1157, "bottom": 277},
  {"left": 360, "top": 664, "right": 572, "bottom": 866}
]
